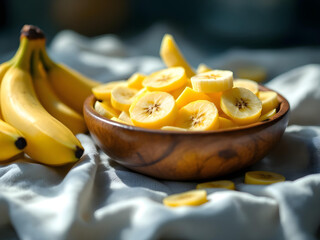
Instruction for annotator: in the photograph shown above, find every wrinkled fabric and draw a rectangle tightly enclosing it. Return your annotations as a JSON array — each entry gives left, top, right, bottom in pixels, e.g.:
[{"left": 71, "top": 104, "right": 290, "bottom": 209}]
[{"left": 0, "top": 25, "right": 320, "bottom": 240}]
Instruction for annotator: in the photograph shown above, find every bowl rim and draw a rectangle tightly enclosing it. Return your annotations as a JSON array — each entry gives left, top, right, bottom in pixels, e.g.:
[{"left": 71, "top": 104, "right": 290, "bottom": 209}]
[{"left": 84, "top": 85, "right": 290, "bottom": 135}]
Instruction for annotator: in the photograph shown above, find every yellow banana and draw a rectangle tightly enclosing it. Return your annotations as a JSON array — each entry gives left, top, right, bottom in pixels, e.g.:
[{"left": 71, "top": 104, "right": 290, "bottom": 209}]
[
  {"left": 38, "top": 39, "right": 99, "bottom": 114},
  {"left": 1, "top": 28, "right": 84, "bottom": 166},
  {"left": 0, "top": 119, "right": 27, "bottom": 161},
  {"left": 160, "top": 34, "right": 195, "bottom": 78},
  {"left": 31, "top": 49, "right": 87, "bottom": 135}
]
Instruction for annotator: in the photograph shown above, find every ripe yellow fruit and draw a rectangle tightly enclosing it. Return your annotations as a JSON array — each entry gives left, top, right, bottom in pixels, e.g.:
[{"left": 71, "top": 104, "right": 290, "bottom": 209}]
[
  {"left": 111, "top": 85, "right": 138, "bottom": 111},
  {"left": 233, "top": 79, "right": 259, "bottom": 95},
  {"left": 142, "top": 67, "right": 187, "bottom": 92},
  {"left": 196, "top": 180, "right": 235, "bottom": 190},
  {"left": 175, "top": 100, "right": 219, "bottom": 131},
  {"left": 161, "top": 126, "right": 187, "bottom": 131},
  {"left": 111, "top": 117, "right": 131, "bottom": 125},
  {"left": 130, "top": 91, "right": 177, "bottom": 129},
  {"left": 196, "top": 63, "right": 212, "bottom": 74},
  {"left": 163, "top": 189, "right": 208, "bottom": 207},
  {"left": 92, "top": 80, "right": 127, "bottom": 100},
  {"left": 218, "top": 117, "right": 236, "bottom": 129},
  {"left": 160, "top": 34, "right": 195, "bottom": 78},
  {"left": 259, "top": 108, "right": 277, "bottom": 121},
  {"left": 191, "top": 70, "right": 233, "bottom": 93},
  {"left": 94, "top": 100, "right": 120, "bottom": 119},
  {"left": 118, "top": 111, "right": 133, "bottom": 125},
  {"left": 221, "top": 87, "right": 262, "bottom": 125},
  {"left": 245, "top": 171, "right": 285, "bottom": 185},
  {"left": 258, "top": 90, "right": 279, "bottom": 114},
  {"left": 127, "top": 72, "right": 146, "bottom": 90},
  {"left": 176, "top": 87, "right": 211, "bottom": 109}
]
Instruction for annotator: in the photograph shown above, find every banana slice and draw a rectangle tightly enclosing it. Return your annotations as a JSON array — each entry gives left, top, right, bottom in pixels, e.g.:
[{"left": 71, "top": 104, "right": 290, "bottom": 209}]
[
  {"left": 111, "top": 117, "right": 130, "bottom": 125},
  {"left": 259, "top": 108, "right": 277, "bottom": 121},
  {"left": 236, "top": 65, "right": 267, "bottom": 83},
  {"left": 196, "top": 180, "right": 235, "bottom": 190},
  {"left": 142, "top": 67, "right": 187, "bottom": 92},
  {"left": 92, "top": 80, "right": 127, "bottom": 100},
  {"left": 94, "top": 100, "right": 120, "bottom": 119},
  {"left": 130, "top": 91, "right": 177, "bottom": 129},
  {"left": 221, "top": 87, "right": 262, "bottom": 125},
  {"left": 160, "top": 34, "right": 195, "bottom": 78},
  {"left": 258, "top": 91, "right": 279, "bottom": 114},
  {"left": 176, "top": 87, "right": 211, "bottom": 109},
  {"left": 233, "top": 79, "right": 259, "bottom": 95},
  {"left": 127, "top": 73, "right": 146, "bottom": 90},
  {"left": 118, "top": 111, "right": 133, "bottom": 125},
  {"left": 175, "top": 100, "right": 219, "bottom": 131},
  {"left": 111, "top": 85, "right": 138, "bottom": 112},
  {"left": 191, "top": 70, "right": 233, "bottom": 93},
  {"left": 161, "top": 126, "right": 187, "bottom": 131},
  {"left": 163, "top": 189, "right": 207, "bottom": 207},
  {"left": 218, "top": 117, "right": 236, "bottom": 129},
  {"left": 245, "top": 171, "right": 285, "bottom": 185},
  {"left": 196, "top": 63, "right": 212, "bottom": 74}
]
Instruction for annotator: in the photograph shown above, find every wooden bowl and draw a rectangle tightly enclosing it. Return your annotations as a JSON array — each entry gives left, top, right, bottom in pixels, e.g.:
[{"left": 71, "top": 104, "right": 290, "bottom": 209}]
[{"left": 83, "top": 86, "right": 290, "bottom": 181}]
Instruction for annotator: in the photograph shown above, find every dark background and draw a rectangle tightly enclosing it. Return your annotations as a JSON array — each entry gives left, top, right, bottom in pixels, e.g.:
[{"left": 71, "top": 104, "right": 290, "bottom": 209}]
[{"left": 0, "top": 0, "right": 320, "bottom": 57}]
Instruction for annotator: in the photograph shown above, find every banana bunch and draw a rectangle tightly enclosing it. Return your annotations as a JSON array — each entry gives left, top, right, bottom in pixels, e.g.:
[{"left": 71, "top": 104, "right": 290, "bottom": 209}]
[{"left": 0, "top": 25, "right": 99, "bottom": 165}]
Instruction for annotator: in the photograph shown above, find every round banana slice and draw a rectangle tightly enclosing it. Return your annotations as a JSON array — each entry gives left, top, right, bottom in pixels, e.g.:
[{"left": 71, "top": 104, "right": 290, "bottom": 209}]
[
  {"left": 218, "top": 117, "right": 236, "bottom": 129},
  {"left": 176, "top": 87, "right": 211, "bottom": 109},
  {"left": 258, "top": 91, "right": 279, "bottom": 114},
  {"left": 92, "top": 80, "right": 127, "bottom": 100},
  {"left": 259, "top": 108, "right": 277, "bottom": 121},
  {"left": 127, "top": 73, "right": 146, "bottom": 90},
  {"left": 142, "top": 67, "right": 187, "bottom": 92},
  {"left": 111, "top": 85, "right": 138, "bottom": 112},
  {"left": 233, "top": 79, "right": 259, "bottom": 95},
  {"left": 196, "top": 180, "right": 235, "bottom": 190},
  {"left": 191, "top": 70, "right": 233, "bottom": 93},
  {"left": 196, "top": 63, "right": 212, "bottom": 74},
  {"left": 94, "top": 100, "right": 120, "bottom": 119},
  {"left": 110, "top": 117, "right": 130, "bottom": 125},
  {"left": 175, "top": 100, "right": 219, "bottom": 131},
  {"left": 130, "top": 91, "right": 177, "bottom": 129},
  {"left": 161, "top": 126, "right": 187, "bottom": 131},
  {"left": 163, "top": 189, "right": 207, "bottom": 207},
  {"left": 245, "top": 171, "right": 285, "bottom": 185},
  {"left": 221, "top": 87, "right": 262, "bottom": 125},
  {"left": 118, "top": 111, "right": 133, "bottom": 125}
]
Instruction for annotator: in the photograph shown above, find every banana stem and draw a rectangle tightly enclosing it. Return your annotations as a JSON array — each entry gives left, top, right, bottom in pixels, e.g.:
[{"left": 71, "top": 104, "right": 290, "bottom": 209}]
[
  {"left": 30, "top": 49, "right": 41, "bottom": 78},
  {"left": 12, "top": 37, "right": 35, "bottom": 71}
]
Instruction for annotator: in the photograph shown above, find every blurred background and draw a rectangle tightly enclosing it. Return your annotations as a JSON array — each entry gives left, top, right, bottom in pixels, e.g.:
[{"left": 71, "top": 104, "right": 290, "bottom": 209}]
[{"left": 0, "top": 0, "right": 320, "bottom": 81}]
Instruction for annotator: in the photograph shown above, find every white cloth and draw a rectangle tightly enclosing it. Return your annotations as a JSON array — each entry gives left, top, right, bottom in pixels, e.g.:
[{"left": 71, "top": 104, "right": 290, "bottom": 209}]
[{"left": 1, "top": 25, "right": 320, "bottom": 240}]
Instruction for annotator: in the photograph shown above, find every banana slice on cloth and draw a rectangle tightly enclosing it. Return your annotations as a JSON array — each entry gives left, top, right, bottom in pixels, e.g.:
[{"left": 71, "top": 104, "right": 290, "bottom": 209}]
[
  {"left": 191, "top": 70, "right": 233, "bottom": 93},
  {"left": 174, "top": 100, "right": 219, "bottom": 131},
  {"left": 163, "top": 190, "right": 208, "bottom": 207},
  {"left": 142, "top": 67, "right": 187, "bottom": 92},
  {"left": 233, "top": 79, "right": 259, "bottom": 95},
  {"left": 258, "top": 90, "right": 279, "bottom": 114},
  {"left": 221, "top": 87, "right": 262, "bottom": 125},
  {"left": 196, "top": 180, "right": 235, "bottom": 190},
  {"left": 129, "top": 91, "right": 177, "bottom": 129},
  {"left": 245, "top": 171, "right": 285, "bottom": 185},
  {"left": 111, "top": 85, "right": 138, "bottom": 111}
]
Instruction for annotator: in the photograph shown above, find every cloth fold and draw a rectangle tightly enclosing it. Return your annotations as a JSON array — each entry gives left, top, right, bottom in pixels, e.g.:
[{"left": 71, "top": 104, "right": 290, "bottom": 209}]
[{"left": 1, "top": 26, "right": 320, "bottom": 240}]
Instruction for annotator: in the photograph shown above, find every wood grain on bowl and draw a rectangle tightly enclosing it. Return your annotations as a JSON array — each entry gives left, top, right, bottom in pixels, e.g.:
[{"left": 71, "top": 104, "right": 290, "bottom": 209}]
[{"left": 83, "top": 86, "right": 290, "bottom": 181}]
